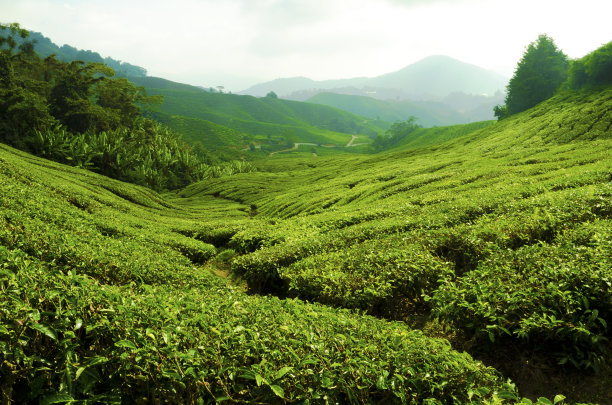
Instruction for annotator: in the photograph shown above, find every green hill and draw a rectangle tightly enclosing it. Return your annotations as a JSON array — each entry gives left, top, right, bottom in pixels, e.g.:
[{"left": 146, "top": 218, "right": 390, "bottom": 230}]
[
  {"left": 0, "top": 138, "right": 510, "bottom": 404},
  {"left": 128, "top": 76, "right": 389, "bottom": 155},
  {"left": 178, "top": 87, "right": 612, "bottom": 402},
  {"left": 2, "top": 26, "right": 388, "bottom": 158},
  {"left": 2, "top": 25, "right": 612, "bottom": 403}
]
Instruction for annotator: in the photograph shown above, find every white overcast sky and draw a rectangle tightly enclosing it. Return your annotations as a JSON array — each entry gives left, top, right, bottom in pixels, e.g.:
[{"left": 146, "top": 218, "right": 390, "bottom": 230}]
[{"left": 1, "top": 0, "right": 611, "bottom": 91}]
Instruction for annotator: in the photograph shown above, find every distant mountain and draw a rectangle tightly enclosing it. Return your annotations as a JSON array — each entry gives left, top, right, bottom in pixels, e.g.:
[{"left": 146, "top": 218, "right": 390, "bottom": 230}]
[
  {"left": 307, "top": 91, "right": 505, "bottom": 127},
  {"left": 240, "top": 55, "right": 508, "bottom": 101},
  {"left": 306, "top": 93, "right": 460, "bottom": 127},
  {"left": 364, "top": 55, "right": 508, "bottom": 99},
  {"left": 241, "top": 56, "right": 508, "bottom": 125}
]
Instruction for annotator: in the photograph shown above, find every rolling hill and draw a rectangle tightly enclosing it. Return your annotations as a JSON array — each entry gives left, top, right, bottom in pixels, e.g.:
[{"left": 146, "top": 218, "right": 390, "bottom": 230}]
[
  {"left": 2, "top": 23, "right": 612, "bottom": 404},
  {"left": 3, "top": 26, "right": 389, "bottom": 158},
  {"left": 128, "top": 76, "right": 388, "bottom": 156},
  {"left": 241, "top": 56, "right": 508, "bottom": 126}
]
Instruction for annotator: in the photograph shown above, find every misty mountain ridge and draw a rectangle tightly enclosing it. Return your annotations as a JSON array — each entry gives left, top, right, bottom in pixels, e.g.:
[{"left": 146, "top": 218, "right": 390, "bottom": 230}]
[
  {"left": 307, "top": 91, "right": 505, "bottom": 127},
  {"left": 240, "top": 55, "right": 508, "bottom": 125},
  {"left": 240, "top": 55, "right": 508, "bottom": 101}
]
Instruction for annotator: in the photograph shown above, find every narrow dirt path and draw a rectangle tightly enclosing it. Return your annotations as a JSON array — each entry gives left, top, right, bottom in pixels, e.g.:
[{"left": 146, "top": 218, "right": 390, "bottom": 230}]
[
  {"left": 269, "top": 142, "right": 316, "bottom": 156},
  {"left": 268, "top": 136, "right": 364, "bottom": 156}
]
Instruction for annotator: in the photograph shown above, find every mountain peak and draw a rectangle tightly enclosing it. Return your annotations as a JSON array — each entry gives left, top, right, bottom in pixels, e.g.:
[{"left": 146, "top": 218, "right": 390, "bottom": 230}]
[{"left": 240, "top": 55, "right": 508, "bottom": 99}]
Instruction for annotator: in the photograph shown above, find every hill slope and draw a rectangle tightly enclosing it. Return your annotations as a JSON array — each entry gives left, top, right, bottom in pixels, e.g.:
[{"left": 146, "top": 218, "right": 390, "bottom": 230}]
[
  {"left": 180, "top": 87, "right": 612, "bottom": 402},
  {"left": 128, "top": 76, "right": 388, "bottom": 154},
  {"left": 1, "top": 56, "right": 611, "bottom": 402},
  {"left": 0, "top": 142, "right": 511, "bottom": 403}
]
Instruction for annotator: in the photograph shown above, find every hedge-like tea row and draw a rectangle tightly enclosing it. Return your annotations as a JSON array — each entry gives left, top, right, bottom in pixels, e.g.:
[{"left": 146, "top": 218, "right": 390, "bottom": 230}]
[{"left": 0, "top": 245, "right": 513, "bottom": 403}]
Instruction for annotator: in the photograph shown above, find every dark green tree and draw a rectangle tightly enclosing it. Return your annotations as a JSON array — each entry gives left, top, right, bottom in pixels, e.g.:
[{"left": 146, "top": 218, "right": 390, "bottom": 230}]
[
  {"left": 567, "top": 41, "right": 612, "bottom": 89},
  {"left": 48, "top": 61, "right": 116, "bottom": 133},
  {"left": 372, "top": 117, "right": 420, "bottom": 151},
  {"left": 265, "top": 91, "right": 278, "bottom": 99},
  {"left": 497, "top": 35, "right": 568, "bottom": 119},
  {"left": 95, "top": 77, "right": 162, "bottom": 128},
  {"left": 0, "top": 23, "right": 56, "bottom": 145}
]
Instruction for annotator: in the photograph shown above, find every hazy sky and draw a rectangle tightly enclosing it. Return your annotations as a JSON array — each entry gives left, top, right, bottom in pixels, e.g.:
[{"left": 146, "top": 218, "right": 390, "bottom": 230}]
[{"left": 1, "top": 0, "right": 611, "bottom": 91}]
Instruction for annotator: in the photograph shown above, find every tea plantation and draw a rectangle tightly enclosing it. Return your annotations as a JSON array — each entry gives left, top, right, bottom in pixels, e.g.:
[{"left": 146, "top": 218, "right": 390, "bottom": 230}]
[{"left": 1, "top": 86, "right": 611, "bottom": 403}]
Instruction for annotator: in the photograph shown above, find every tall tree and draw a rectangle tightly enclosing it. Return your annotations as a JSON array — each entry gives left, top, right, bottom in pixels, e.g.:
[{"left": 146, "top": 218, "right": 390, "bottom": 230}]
[{"left": 496, "top": 35, "right": 568, "bottom": 119}]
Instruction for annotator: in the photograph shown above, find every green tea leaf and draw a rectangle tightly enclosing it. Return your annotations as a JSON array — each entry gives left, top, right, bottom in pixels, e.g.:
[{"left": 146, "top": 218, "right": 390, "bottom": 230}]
[
  {"left": 270, "top": 384, "right": 285, "bottom": 398},
  {"left": 115, "top": 340, "right": 137, "bottom": 349},
  {"left": 553, "top": 395, "right": 566, "bottom": 404},
  {"left": 274, "top": 366, "right": 292, "bottom": 381},
  {"left": 30, "top": 323, "right": 57, "bottom": 341}
]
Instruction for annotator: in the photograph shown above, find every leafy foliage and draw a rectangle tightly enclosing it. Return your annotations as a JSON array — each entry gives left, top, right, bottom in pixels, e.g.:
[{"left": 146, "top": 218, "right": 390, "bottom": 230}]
[
  {"left": 0, "top": 23, "right": 206, "bottom": 191},
  {"left": 566, "top": 41, "right": 612, "bottom": 89},
  {"left": 1, "top": 23, "right": 611, "bottom": 405},
  {"left": 496, "top": 35, "right": 568, "bottom": 119},
  {"left": 186, "top": 88, "right": 612, "bottom": 383},
  {"left": 0, "top": 142, "right": 511, "bottom": 404}
]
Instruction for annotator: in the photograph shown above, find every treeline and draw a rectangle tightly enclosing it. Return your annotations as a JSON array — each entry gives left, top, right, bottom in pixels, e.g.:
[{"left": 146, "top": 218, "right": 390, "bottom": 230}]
[
  {"left": 0, "top": 23, "right": 208, "bottom": 191},
  {"left": 495, "top": 36, "right": 612, "bottom": 120},
  {"left": 566, "top": 41, "right": 612, "bottom": 90},
  {"left": 0, "top": 25, "right": 147, "bottom": 77},
  {"left": 371, "top": 116, "right": 421, "bottom": 151}
]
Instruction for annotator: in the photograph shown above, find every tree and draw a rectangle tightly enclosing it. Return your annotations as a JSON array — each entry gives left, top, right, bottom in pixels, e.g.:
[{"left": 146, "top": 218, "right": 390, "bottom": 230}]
[
  {"left": 95, "top": 77, "right": 162, "bottom": 128},
  {"left": 493, "top": 104, "right": 508, "bottom": 120},
  {"left": 266, "top": 91, "right": 278, "bottom": 99},
  {"left": 567, "top": 41, "right": 612, "bottom": 89},
  {"left": 48, "top": 61, "right": 115, "bottom": 133},
  {"left": 499, "top": 35, "right": 568, "bottom": 118},
  {"left": 372, "top": 117, "right": 421, "bottom": 151},
  {"left": 0, "top": 23, "right": 56, "bottom": 144}
]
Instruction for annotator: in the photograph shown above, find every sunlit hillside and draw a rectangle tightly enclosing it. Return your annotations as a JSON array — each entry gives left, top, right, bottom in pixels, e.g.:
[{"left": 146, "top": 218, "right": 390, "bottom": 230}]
[
  {"left": 128, "top": 76, "right": 388, "bottom": 157},
  {"left": 2, "top": 79, "right": 611, "bottom": 402}
]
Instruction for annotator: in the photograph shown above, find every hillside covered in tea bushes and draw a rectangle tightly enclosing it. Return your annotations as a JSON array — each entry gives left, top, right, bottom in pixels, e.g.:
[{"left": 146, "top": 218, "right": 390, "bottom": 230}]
[
  {"left": 1, "top": 82, "right": 611, "bottom": 403},
  {"left": 1, "top": 23, "right": 612, "bottom": 403}
]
